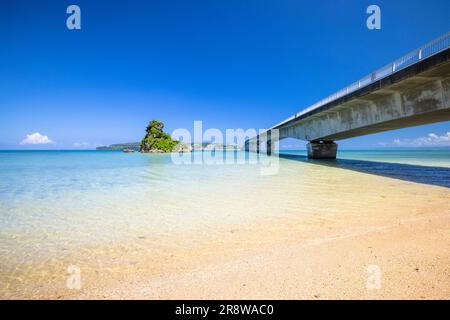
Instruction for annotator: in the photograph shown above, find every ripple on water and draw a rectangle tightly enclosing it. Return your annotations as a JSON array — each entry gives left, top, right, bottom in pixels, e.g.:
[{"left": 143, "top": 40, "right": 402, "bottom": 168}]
[{"left": 1, "top": 150, "right": 450, "bottom": 296}]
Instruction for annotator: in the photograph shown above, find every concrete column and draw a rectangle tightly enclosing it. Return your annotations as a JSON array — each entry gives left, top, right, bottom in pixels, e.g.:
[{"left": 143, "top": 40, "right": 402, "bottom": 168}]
[
  {"left": 266, "top": 139, "right": 272, "bottom": 155},
  {"left": 307, "top": 141, "right": 338, "bottom": 159},
  {"left": 266, "top": 130, "right": 272, "bottom": 156},
  {"left": 244, "top": 140, "right": 249, "bottom": 152},
  {"left": 256, "top": 136, "right": 260, "bottom": 154}
]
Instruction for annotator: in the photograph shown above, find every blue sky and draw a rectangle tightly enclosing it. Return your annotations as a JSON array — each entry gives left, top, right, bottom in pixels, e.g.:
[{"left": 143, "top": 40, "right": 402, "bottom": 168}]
[{"left": 1, "top": 0, "right": 449, "bottom": 149}]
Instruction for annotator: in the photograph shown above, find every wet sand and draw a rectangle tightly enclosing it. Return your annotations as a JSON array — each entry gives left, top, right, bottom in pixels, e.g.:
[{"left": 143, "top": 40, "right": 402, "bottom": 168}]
[
  {"left": 126, "top": 213, "right": 450, "bottom": 299},
  {"left": 2, "top": 157, "right": 450, "bottom": 300},
  {"left": 74, "top": 206, "right": 450, "bottom": 300}
]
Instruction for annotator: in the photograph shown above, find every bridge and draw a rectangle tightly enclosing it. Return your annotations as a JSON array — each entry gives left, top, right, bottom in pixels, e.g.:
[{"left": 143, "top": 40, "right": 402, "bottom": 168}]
[{"left": 245, "top": 32, "right": 450, "bottom": 159}]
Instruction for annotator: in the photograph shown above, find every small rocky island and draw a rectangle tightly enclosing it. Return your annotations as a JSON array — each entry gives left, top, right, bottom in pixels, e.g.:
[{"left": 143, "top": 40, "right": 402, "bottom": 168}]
[
  {"left": 96, "top": 119, "right": 239, "bottom": 152},
  {"left": 140, "top": 120, "right": 190, "bottom": 153}
]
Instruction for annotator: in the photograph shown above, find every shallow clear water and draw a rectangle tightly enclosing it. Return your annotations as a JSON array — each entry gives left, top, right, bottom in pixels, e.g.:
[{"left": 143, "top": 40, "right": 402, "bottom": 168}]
[
  {"left": 1, "top": 149, "right": 450, "bottom": 244},
  {"left": 0, "top": 149, "right": 449, "bottom": 296},
  {"left": 282, "top": 148, "right": 450, "bottom": 167},
  {"left": 281, "top": 148, "right": 450, "bottom": 188}
]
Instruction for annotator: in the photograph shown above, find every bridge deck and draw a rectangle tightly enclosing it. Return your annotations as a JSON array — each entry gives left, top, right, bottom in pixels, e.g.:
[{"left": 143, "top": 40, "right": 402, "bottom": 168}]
[
  {"left": 271, "top": 32, "right": 450, "bottom": 131},
  {"left": 245, "top": 32, "right": 450, "bottom": 158}
]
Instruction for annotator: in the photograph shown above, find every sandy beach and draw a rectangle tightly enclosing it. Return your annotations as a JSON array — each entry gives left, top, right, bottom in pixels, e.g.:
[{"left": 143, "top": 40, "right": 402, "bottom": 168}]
[
  {"left": 1, "top": 151, "right": 449, "bottom": 300},
  {"left": 3, "top": 160, "right": 448, "bottom": 300},
  {"left": 77, "top": 196, "right": 450, "bottom": 300}
]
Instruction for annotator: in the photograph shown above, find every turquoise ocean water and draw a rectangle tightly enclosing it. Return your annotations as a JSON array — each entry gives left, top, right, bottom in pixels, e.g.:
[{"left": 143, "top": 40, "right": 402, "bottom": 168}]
[{"left": 0, "top": 149, "right": 449, "bottom": 295}]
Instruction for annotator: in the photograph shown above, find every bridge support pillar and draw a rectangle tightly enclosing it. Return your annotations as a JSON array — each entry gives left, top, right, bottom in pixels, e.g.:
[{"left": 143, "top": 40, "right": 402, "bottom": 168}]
[
  {"left": 256, "top": 136, "right": 260, "bottom": 154},
  {"left": 307, "top": 141, "right": 337, "bottom": 159},
  {"left": 266, "top": 130, "right": 272, "bottom": 156}
]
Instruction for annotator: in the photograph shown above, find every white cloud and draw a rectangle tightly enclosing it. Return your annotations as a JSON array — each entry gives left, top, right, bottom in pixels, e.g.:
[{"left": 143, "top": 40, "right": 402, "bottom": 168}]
[
  {"left": 73, "top": 141, "right": 98, "bottom": 148},
  {"left": 20, "top": 132, "right": 54, "bottom": 145},
  {"left": 389, "top": 132, "right": 450, "bottom": 147}
]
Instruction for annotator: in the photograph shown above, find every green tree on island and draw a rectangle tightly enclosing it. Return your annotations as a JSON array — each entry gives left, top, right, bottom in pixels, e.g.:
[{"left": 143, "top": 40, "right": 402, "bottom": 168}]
[{"left": 140, "top": 120, "right": 180, "bottom": 153}]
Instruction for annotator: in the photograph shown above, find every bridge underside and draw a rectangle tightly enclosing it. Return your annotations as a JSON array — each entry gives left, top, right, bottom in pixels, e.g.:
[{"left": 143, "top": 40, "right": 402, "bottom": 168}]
[
  {"left": 318, "top": 107, "right": 450, "bottom": 141},
  {"left": 247, "top": 49, "right": 450, "bottom": 159}
]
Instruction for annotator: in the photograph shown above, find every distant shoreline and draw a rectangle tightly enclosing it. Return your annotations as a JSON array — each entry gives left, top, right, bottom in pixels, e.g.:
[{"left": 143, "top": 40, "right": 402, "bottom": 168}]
[{"left": 96, "top": 142, "right": 240, "bottom": 152}]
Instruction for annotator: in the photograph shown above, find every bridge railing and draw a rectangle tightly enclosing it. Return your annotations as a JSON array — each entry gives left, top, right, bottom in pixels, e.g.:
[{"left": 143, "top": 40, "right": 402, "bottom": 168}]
[{"left": 272, "top": 32, "right": 450, "bottom": 129}]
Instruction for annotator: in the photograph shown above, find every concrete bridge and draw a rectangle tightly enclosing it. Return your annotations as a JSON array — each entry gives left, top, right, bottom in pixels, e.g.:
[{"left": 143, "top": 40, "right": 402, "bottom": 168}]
[{"left": 245, "top": 32, "right": 450, "bottom": 159}]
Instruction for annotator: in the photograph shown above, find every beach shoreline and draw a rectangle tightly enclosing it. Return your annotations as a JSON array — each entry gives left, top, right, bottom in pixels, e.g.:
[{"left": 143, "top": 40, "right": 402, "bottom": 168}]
[
  {"left": 5, "top": 185, "right": 449, "bottom": 300},
  {"left": 75, "top": 206, "right": 450, "bottom": 300},
  {"left": 1, "top": 152, "right": 450, "bottom": 300}
]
